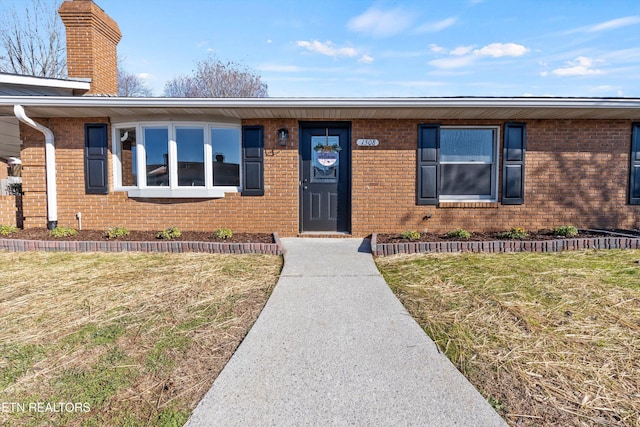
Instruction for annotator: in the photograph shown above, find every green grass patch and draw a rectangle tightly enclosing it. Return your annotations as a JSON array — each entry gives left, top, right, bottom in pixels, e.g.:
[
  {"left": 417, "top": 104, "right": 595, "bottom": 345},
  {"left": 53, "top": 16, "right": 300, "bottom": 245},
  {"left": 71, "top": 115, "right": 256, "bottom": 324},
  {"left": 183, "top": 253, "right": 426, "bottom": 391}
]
[
  {"left": 0, "top": 344, "right": 47, "bottom": 389},
  {"left": 145, "top": 332, "right": 192, "bottom": 373},
  {"left": 154, "top": 407, "right": 190, "bottom": 427},
  {"left": 377, "top": 249, "right": 640, "bottom": 426},
  {"left": 52, "top": 347, "right": 136, "bottom": 407},
  {"left": 0, "top": 251, "right": 282, "bottom": 426},
  {"left": 62, "top": 323, "right": 126, "bottom": 347}
]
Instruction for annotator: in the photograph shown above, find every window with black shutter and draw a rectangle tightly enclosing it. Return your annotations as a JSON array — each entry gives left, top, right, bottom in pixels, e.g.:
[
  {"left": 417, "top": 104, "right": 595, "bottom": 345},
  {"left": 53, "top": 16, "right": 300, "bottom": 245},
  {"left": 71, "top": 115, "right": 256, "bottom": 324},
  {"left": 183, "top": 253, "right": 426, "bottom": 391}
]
[
  {"left": 629, "top": 123, "right": 640, "bottom": 205},
  {"left": 417, "top": 124, "right": 440, "bottom": 205},
  {"left": 84, "top": 123, "right": 109, "bottom": 194},
  {"left": 502, "top": 122, "right": 526, "bottom": 205},
  {"left": 241, "top": 125, "right": 264, "bottom": 196},
  {"left": 417, "top": 123, "right": 525, "bottom": 205}
]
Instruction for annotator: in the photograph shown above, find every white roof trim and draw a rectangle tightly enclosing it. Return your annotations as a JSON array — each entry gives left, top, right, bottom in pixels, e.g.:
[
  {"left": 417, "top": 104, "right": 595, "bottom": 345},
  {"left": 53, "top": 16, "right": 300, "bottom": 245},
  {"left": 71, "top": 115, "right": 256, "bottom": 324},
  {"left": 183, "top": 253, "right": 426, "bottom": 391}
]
[
  {"left": 0, "top": 96, "right": 639, "bottom": 109},
  {"left": 1, "top": 96, "right": 639, "bottom": 121},
  {"left": 0, "top": 74, "right": 91, "bottom": 90}
]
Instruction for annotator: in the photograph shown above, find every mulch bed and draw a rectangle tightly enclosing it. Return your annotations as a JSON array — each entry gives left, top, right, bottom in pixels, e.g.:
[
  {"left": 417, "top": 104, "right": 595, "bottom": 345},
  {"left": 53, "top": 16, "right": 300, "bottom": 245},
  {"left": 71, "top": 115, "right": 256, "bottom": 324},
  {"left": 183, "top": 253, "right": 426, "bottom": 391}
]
[
  {"left": 376, "top": 229, "right": 613, "bottom": 244},
  {"left": 1, "top": 229, "right": 275, "bottom": 244}
]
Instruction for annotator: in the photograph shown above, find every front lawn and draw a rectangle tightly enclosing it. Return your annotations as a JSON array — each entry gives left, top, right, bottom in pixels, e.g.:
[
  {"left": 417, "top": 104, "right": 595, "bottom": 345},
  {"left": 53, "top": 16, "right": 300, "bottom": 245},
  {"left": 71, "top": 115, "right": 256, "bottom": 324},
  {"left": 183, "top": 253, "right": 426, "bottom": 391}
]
[
  {"left": 0, "top": 251, "right": 282, "bottom": 426},
  {"left": 376, "top": 250, "right": 640, "bottom": 426}
]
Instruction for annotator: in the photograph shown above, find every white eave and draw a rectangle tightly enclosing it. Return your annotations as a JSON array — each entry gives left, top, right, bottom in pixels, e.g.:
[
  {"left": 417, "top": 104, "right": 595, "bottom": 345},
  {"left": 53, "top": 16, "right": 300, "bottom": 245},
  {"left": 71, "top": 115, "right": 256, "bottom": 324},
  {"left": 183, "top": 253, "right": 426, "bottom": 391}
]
[
  {"left": 0, "top": 74, "right": 91, "bottom": 90},
  {"left": 0, "top": 96, "right": 639, "bottom": 120}
]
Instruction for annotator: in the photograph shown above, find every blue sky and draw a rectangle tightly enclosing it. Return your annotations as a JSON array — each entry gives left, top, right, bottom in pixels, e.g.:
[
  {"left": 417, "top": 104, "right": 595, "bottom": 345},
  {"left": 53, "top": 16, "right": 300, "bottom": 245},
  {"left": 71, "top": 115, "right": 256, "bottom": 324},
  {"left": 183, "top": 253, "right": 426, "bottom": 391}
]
[
  {"left": 104, "top": 0, "right": 640, "bottom": 97},
  {"left": 37, "top": 1, "right": 640, "bottom": 97}
]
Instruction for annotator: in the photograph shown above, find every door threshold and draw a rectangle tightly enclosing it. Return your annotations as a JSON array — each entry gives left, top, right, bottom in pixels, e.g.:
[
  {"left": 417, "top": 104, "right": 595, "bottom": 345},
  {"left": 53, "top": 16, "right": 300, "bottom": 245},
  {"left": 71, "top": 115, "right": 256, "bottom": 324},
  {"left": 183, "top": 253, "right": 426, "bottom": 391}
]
[{"left": 298, "top": 232, "right": 352, "bottom": 238}]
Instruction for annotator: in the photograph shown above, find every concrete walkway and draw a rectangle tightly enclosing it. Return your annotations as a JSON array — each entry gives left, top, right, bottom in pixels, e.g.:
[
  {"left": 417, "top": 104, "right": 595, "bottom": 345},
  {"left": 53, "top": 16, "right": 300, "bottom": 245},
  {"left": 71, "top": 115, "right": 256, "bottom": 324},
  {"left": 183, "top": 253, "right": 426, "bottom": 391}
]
[{"left": 187, "top": 238, "right": 507, "bottom": 426}]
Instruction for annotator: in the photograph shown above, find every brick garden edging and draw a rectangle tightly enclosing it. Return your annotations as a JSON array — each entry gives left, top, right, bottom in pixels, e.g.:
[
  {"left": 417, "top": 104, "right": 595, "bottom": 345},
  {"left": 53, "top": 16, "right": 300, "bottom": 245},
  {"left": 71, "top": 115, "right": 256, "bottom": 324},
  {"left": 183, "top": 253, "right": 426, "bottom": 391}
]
[
  {"left": 370, "top": 233, "right": 640, "bottom": 257},
  {"left": 0, "top": 233, "right": 283, "bottom": 255}
]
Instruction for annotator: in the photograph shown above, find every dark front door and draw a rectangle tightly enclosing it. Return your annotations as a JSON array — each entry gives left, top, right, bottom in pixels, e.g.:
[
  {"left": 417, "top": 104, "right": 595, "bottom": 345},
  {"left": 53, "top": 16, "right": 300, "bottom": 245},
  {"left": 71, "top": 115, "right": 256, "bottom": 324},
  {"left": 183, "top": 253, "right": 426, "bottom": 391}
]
[{"left": 300, "top": 122, "right": 351, "bottom": 232}]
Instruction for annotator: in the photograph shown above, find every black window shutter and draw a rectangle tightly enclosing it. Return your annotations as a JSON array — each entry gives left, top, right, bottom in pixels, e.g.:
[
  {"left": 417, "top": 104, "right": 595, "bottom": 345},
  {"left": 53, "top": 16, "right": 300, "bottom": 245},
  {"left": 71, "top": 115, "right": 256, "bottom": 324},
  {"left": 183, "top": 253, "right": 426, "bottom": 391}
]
[
  {"left": 84, "top": 123, "right": 109, "bottom": 194},
  {"left": 629, "top": 123, "right": 640, "bottom": 205},
  {"left": 502, "top": 122, "right": 526, "bottom": 205},
  {"left": 417, "top": 124, "right": 440, "bottom": 205},
  {"left": 242, "top": 125, "right": 264, "bottom": 196}
]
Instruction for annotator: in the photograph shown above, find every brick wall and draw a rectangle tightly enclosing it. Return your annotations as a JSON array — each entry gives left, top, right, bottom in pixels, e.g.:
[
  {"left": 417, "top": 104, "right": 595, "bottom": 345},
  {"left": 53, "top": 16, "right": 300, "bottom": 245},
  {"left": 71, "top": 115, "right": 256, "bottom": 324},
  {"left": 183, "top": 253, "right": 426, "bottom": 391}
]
[
  {"left": 18, "top": 117, "right": 640, "bottom": 237},
  {"left": 0, "top": 159, "right": 20, "bottom": 227},
  {"left": 0, "top": 160, "right": 7, "bottom": 180},
  {"left": 351, "top": 119, "right": 640, "bottom": 236},
  {"left": 0, "top": 196, "right": 17, "bottom": 226},
  {"left": 20, "top": 118, "right": 300, "bottom": 235},
  {"left": 59, "top": 0, "right": 121, "bottom": 95}
]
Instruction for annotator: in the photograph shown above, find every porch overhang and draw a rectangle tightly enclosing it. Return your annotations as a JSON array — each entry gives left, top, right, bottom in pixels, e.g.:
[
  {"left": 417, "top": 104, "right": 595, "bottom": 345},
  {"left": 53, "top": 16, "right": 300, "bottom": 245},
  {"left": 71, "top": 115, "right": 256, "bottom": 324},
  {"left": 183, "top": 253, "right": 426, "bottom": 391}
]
[{"left": 0, "top": 96, "right": 639, "bottom": 121}]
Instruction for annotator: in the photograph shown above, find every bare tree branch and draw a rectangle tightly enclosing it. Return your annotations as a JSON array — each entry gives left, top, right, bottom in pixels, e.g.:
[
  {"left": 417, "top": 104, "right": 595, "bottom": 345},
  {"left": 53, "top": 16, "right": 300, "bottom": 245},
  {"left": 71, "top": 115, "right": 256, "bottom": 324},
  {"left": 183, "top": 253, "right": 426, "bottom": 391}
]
[
  {"left": 0, "top": 0, "right": 66, "bottom": 78},
  {"left": 164, "top": 56, "right": 268, "bottom": 97},
  {"left": 118, "top": 66, "right": 153, "bottom": 97}
]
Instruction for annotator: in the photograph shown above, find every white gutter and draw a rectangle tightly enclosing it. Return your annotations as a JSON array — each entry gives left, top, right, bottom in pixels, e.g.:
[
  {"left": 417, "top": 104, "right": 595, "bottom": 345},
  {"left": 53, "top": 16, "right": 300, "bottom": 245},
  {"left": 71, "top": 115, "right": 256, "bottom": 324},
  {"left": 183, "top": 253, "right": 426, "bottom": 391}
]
[
  {"left": 1, "top": 96, "right": 640, "bottom": 109},
  {"left": 13, "top": 105, "right": 57, "bottom": 230}
]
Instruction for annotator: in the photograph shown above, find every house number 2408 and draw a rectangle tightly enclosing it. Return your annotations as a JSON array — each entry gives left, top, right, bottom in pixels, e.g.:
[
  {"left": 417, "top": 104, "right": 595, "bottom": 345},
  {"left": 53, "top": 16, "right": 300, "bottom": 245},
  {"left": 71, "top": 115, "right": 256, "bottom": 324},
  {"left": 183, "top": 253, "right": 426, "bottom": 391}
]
[{"left": 356, "top": 139, "right": 379, "bottom": 147}]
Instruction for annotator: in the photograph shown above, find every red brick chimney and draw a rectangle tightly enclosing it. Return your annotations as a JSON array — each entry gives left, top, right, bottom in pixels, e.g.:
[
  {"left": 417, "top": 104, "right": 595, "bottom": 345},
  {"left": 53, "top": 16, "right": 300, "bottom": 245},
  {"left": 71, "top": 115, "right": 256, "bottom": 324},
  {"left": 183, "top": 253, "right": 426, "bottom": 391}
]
[{"left": 58, "top": 0, "right": 121, "bottom": 95}]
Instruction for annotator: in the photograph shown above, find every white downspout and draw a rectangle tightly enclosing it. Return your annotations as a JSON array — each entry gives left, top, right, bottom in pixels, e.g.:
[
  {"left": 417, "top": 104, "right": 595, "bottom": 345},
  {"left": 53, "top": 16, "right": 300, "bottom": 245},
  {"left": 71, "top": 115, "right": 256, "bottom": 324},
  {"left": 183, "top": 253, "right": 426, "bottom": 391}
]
[{"left": 13, "top": 105, "right": 58, "bottom": 230}]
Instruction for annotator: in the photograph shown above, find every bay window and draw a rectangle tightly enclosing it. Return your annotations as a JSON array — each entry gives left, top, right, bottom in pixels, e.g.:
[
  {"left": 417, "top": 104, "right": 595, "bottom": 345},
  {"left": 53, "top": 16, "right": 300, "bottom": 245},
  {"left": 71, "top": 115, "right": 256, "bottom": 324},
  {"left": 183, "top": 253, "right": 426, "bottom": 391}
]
[
  {"left": 176, "top": 126, "right": 205, "bottom": 187},
  {"left": 113, "top": 122, "right": 242, "bottom": 198},
  {"left": 145, "top": 126, "right": 169, "bottom": 187}
]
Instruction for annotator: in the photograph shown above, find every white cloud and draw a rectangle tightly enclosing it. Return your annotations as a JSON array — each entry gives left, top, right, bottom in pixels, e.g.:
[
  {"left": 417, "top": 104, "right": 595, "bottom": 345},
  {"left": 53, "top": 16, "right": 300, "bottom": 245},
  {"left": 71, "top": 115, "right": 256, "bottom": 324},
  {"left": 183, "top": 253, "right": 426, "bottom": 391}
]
[
  {"left": 450, "top": 45, "right": 474, "bottom": 56},
  {"left": 588, "top": 16, "right": 640, "bottom": 32},
  {"left": 296, "top": 40, "right": 358, "bottom": 58},
  {"left": 429, "top": 44, "right": 446, "bottom": 53},
  {"left": 473, "top": 43, "right": 529, "bottom": 58},
  {"left": 415, "top": 17, "right": 458, "bottom": 33},
  {"left": 587, "top": 85, "right": 624, "bottom": 97},
  {"left": 136, "top": 73, "right": 153, "bottom": 80},
  {"left": 550, "top": 56, "right": 605, "bottom": 76},
  {"left": 347, "top": 7, "right": 414, "bottom": 37},
  {"left": 429, "top": 42, "right": 529, "bottom": 69},
  {"left": 564, "top": 16, "right": 640, "bottom": 34},
  {"left": 429, "top": 55, "right": 477, "bottom": 69},
  {"left": 522, "top": 92, "right": 557, "bottom": 97},
  {"left": 601, "top": 47, "right": 640, "bottom": 63},
  {"left": 359, "top": 54, "right": 374, "bottom": 64}
]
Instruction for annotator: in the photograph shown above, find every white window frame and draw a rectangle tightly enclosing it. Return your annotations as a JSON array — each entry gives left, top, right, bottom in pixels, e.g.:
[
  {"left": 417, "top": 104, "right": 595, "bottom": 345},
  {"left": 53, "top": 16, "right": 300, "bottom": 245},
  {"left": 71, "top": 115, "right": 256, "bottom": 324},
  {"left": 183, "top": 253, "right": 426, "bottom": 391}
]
[
  {"left": 112, "top": 121, "right": 242, "bottom": 198},
  {"left": 439, "top": 126, "right": 500, "bottom": 202}
]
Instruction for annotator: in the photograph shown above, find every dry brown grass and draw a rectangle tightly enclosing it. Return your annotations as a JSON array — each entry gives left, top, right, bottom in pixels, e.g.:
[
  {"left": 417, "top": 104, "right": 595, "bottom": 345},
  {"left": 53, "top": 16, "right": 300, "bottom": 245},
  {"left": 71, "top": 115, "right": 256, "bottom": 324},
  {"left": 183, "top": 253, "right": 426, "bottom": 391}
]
[
  {"left": 0, "top": 251, "right": 282, "bottom": 426},
  {"left": 377, "top": 250, "right": 640, "bottom": 427}
]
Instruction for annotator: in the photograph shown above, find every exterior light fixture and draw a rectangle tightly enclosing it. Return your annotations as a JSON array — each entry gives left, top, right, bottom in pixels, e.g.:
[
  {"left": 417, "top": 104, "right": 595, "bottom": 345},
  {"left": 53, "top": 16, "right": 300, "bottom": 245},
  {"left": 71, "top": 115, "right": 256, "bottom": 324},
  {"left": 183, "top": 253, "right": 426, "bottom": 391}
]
[{"left": 278, "top": 128, "right": 289, "bottom": 146}]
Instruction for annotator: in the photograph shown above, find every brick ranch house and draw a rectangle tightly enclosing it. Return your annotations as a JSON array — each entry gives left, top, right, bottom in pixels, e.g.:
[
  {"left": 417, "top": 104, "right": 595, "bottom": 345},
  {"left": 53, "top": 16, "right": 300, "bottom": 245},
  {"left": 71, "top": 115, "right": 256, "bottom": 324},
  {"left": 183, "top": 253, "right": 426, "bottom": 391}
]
[{"left": 1, "top": 0, "right": 640, "bottom": 237}]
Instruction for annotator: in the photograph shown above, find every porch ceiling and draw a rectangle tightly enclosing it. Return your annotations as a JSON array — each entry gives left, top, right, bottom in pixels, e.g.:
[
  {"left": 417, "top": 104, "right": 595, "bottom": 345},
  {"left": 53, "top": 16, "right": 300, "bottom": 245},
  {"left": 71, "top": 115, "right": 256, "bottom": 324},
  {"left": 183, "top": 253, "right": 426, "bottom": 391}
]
[{"left": 0, "top": 97, "right": 639, "bottom": 121}]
